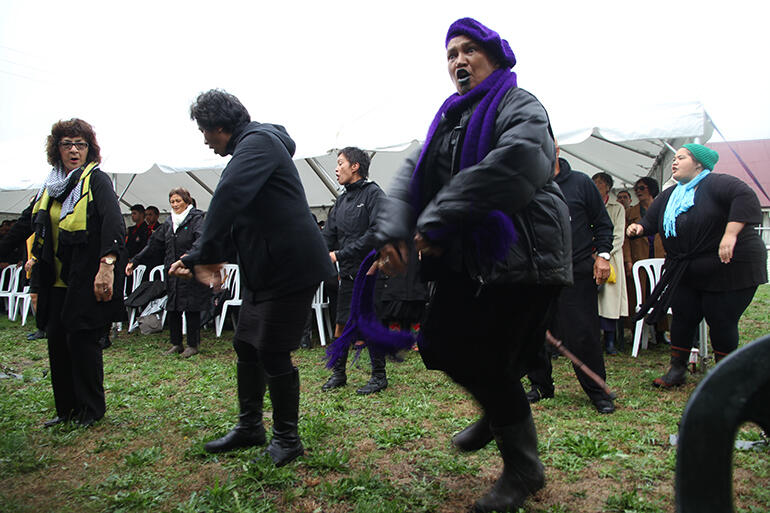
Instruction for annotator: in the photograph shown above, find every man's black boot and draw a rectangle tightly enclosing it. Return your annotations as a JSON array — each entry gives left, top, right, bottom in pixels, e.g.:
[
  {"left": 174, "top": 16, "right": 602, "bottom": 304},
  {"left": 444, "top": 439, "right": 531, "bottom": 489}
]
[
  {"left": 356, "top": 350, "right": 387, "bottom": 395},
  {"left": 452, "top": 415, "right": 493, "bottom": 452},
  {"left": 205, "top": 361, "right": 267, "bottom": 453},
  {"left": 265, "top": 367, "right": 304, "bottom": 466},
  {"left": 322, "top": 350, "right": 348, "bottom": 391},
  {"left": 473, "top": 415, "right": 545, "bottom": 512}
]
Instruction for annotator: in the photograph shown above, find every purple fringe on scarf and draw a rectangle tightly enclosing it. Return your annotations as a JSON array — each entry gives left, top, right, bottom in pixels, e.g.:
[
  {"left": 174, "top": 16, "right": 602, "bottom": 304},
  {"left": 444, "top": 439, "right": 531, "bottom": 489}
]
[{"left": 326, "top": 251, "right": 415, "bottom": 368}]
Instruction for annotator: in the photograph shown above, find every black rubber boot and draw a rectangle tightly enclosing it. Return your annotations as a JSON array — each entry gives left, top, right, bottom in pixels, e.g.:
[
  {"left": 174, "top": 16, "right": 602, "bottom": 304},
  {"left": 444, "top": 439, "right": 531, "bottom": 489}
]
[
  {"left": 452, "top": 415, "right": 493, "bottom": 452},
  {"left": 205, "top": 361, "right": 267, "bottom": 453},
  {"left": 322, "top": 350, "right": 348, "bottom": 391},
  {"left": 604, "top": 330, "right": 618, "bottom": 355},
  {"left": 265, "top": 367, "right": 304, "bottom": 467},
  {"left": 356, "top": 350, "right": 387, "bottom": 395},
  {"left": 653, "top": 346, "right": 689, "bottom": 388},
  {"left": 473, "top": 415, "right": 545, "bottom": 513}
]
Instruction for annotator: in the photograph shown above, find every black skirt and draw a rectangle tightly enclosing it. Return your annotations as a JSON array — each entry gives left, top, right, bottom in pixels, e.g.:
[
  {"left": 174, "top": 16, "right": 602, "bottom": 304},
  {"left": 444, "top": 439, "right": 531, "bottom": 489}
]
[{"left": 233, "top": 285, "right": 316, "bottom": 352}]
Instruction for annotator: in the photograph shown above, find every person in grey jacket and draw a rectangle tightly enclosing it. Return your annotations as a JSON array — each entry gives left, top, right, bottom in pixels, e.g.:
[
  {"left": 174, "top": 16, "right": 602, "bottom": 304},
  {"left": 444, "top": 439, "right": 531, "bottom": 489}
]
[
  {"left": 321, "top": 147, "right": 388, "bottom": 395},
  {"left": 368, "top": 18, "right": 571, "bottom": 513},
  {"left": 172, "top": 89, "right": 335, "bottom": 467}
]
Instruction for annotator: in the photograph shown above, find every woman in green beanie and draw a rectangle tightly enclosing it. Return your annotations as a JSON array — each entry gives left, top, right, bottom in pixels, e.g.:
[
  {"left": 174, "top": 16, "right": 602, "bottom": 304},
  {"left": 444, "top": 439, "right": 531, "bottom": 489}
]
[{"left": 627, "top": 144, "right": 767, "bottom": 387}]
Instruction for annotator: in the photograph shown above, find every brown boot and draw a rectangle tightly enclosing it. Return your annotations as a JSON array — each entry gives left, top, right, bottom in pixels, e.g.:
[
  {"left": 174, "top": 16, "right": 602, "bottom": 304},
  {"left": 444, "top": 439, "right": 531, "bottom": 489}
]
[
  {"left": 164, "top": 345, "right": 183, "bottom": 356},
  {"left": 652, "top": 346, "right": 689, "bottom": 388}
]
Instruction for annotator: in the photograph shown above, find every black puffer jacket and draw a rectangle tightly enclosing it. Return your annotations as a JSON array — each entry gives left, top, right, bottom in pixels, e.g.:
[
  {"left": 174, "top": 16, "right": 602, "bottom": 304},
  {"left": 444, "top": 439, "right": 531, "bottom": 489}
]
[
  {"left": 323, "top": 180, "right": 385, "bottom": 278},
  {"left": 133, "top": 208, "right": 211, "bottom": 312},
  {"left": 375, "top": 87, "right": 572, "bottom": 287}
]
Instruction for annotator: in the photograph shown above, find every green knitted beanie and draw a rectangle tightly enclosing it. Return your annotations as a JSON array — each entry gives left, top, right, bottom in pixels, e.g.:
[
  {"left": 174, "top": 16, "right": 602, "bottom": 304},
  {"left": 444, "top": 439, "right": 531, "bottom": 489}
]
[{"left": 682, "top": 143, "right": 719, "bottom": 170}]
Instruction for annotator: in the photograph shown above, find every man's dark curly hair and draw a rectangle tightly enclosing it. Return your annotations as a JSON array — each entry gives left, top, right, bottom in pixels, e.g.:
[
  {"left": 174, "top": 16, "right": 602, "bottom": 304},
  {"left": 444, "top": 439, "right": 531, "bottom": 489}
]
[
  {"left": 189, "top": 89, "right": 251, "bottom": 133},
  {"left": 46, "top": 118, "right": 101, "bottom": 167},
  {"left": 338, "top": 147, "right": 371, "bottom": 180}
]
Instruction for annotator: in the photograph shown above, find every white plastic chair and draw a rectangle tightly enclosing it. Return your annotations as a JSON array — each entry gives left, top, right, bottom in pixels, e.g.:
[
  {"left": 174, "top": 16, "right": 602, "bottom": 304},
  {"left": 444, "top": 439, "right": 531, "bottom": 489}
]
[
  {"left": 311, "top": 281, "right": 332, "bottom": 346},
  {"left": 215, "top": 264, "right": 241, "bottom": 337},
  {"left": 0, "top": 264, "right": 19, "bottom": 318},
  {"left": 147, "top": 264, "right": 170, "bottom": 329},
  {"left": 631, "top": 258, "right": 708, "bottom": 360},
  {"left": 125, "top": 264, "right": 147, "bottom": 332}
]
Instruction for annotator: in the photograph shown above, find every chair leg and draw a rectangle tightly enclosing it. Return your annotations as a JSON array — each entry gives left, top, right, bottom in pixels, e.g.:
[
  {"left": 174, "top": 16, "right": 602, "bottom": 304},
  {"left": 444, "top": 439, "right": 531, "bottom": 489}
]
[
  {"left": 632, "top": 318, "right": 645, "bottom": 357},
  {"left": 216, "top": 303, "right": 228, "bottom": 337},
  {"left": 314, "top": 306, "right": 326, "bottom": 347}
]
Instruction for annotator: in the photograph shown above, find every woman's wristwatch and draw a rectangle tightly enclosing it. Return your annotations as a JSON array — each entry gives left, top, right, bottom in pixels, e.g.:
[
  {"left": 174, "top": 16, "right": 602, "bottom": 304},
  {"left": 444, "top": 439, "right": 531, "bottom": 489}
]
[{"left": 100, "top": 255, "right": 117, "bottom": 265}]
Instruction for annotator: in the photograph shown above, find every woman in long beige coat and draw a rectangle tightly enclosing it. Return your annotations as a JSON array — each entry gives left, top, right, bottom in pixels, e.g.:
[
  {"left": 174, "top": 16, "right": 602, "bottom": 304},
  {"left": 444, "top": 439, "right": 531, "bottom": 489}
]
[{"left": 593, "top": 174, "right": 628, "bottom": 354}]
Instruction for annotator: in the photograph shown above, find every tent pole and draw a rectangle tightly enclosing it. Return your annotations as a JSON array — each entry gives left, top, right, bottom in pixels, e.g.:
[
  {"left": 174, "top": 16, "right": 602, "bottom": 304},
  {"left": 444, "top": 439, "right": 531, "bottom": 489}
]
[
  {"left": 186, "top": 172, "right": 215, "bottom": 196},
  {"left": 306, "top": 158, "right": 341, "bottom": 198},
  {"left": 589, "top": 134, "right": 661, "bottom": 159},
  {"left": 117, "top": 174, "right": 137, "bottom": 202}
]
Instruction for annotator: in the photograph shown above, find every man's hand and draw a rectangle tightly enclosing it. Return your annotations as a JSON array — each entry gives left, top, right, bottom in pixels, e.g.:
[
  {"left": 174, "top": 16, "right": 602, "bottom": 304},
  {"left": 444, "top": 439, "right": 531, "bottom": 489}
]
[
  {"left": 94, "top": 261, "right": 115, "bottom": 302},
  {"left": 626, "top": 223, "right": 644, "bottom": 237},
  {"left": 193, "top": 263, "right": 225, "bottom": 292},
  {"left": 368, "top": 241, "right": 409, "bottom": 276},
  {"left": 169, "top": 259, "right": 192, "bottom": 279},
  {"left": 593, "top": 255, "right": 611, "bottom": 285},
  {"left": 329, "top": 251, "right": 337, "bottom": 264},
  {"left": 125, "top": 261, "right": 134, "bottom": 276},
  {"left": 24, "top": 258, "right": 35, "bottom": 274},
  {"left": 414, "top": 233, "right": 444, "bottom": 258}
]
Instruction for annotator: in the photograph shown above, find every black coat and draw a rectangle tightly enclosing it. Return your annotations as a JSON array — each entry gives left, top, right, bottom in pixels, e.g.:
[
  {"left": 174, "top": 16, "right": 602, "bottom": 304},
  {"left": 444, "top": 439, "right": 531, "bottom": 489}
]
[
  {"left": 13, "top": 169, "right": 127, "bottom": 331},
  {"left": 183, "top": 121, "right": 335, "bottom": 302},
  {"left": 376, "top": 87, "right": 573, "bottom": 287},
  {"left": 323, "top": 180, "right": 385, "bottom": 278},
  {"left": 134, "top": 208, "right": 211, "bottom": 312}
]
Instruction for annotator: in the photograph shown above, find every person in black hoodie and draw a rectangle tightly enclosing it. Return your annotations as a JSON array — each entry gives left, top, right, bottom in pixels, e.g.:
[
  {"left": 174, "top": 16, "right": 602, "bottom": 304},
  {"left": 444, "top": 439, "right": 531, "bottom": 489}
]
[
  {"left": 127, "top": 188, "right": 210, "bottom": 358},
  {"left": 171, "top": 89, "right": 335, "bottom": 467},
  {"left": 525, "top": 149, "right": 615, "bottom": 413},
  {"left": 321, "top": 147, "right": 388, "bottom": 395}
]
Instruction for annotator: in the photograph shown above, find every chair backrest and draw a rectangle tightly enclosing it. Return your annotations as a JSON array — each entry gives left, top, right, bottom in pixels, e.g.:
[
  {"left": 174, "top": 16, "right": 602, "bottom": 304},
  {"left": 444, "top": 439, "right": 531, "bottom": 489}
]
[
  {"left": 0, "top": 264, "right": 19, "bottom": 294},
  {"left": 312, "top": 280, "right": 325, "bottom": 305},
  {"left": 632, "top": 258, "right": 665, "bottom": 309},
  {"left": 149, "top": 264, "right": 165, "bottom": 282},
  {"left": 221, "top": 264, "right": 240, "bottom": 300},
  {"left": 124, "top": 264, "right": 147, "bottom": 297},
  {"left": 11, "top": 265, "right": 24, "bottom": 292}
]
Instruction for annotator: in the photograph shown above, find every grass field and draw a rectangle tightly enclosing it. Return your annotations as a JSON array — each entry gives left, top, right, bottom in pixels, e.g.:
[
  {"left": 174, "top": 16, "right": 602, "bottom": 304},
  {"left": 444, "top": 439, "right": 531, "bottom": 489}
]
[{"left": 0, "top": 285, "right": 768, "bottom": 512}]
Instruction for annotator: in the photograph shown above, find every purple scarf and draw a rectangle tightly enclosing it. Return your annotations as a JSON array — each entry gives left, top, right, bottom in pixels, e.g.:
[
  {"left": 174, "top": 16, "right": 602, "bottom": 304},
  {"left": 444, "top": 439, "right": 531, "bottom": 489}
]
[{"left": 326, "top": 68, "right": 520, "bottom": 368}]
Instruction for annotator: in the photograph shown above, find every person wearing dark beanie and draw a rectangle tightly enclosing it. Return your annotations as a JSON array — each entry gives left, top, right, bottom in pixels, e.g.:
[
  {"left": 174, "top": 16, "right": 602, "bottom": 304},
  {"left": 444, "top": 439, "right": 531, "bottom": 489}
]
[
  {"left": 628, "top": 144, "right": 766, "bottom": 387},
  {"left": 351, "top": 17, "right": 572, "bottom": 513}
]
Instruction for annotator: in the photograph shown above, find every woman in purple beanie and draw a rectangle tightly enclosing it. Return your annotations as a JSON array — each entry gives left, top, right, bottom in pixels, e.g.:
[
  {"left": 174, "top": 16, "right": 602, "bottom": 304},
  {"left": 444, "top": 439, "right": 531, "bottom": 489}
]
[{"left": 362, "top": 17, "right": 572, "bottom": 512}]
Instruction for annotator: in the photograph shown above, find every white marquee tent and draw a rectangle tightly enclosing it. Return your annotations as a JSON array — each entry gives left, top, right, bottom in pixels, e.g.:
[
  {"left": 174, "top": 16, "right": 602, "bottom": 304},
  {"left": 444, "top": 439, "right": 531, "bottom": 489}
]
[{"left": 0, "top": 100, "right": 713, "bottom": 216}]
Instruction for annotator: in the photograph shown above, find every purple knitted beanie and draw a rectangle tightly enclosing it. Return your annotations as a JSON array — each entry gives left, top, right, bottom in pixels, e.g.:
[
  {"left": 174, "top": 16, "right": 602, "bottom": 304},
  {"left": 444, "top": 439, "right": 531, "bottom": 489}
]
[{"left": 446, "top": 17, "right": 516, "bottom": 69}]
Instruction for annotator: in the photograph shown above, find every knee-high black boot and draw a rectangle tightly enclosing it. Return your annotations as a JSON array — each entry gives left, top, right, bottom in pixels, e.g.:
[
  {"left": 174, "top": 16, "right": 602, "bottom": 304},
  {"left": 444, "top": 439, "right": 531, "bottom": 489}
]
[
  {"left": 356, "top": 349, "right": 387, "bottom": 395},
  {"left": 265, "top": 367, "right": 304, "bottom": 466},
  {"left": 473, "top": 414, "right": 545, "bottom": 513},
  {"left": 204, "top": 361, "right": 266, "bottom": 453},
  {"left": 322, "top": 349, "right": 348, "bottom": 391}
]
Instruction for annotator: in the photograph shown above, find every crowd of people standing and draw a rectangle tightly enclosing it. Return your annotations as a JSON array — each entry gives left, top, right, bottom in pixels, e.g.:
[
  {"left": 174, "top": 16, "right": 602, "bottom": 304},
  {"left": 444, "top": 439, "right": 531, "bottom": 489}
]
[{"left": 0, "top": 15, "right": 766, "bottom": 513}]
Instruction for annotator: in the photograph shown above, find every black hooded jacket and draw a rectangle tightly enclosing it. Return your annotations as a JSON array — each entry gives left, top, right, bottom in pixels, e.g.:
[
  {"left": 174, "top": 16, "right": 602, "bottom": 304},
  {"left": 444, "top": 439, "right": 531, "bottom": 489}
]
[{"left": 182, "top": 121, "right": 335, "bottom": 302}]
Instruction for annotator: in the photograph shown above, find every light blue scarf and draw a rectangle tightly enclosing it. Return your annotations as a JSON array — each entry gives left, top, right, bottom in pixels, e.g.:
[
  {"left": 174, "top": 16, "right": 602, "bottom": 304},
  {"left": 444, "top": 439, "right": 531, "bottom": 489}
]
[{"left": 663, "top": 169, "right": 711, "bottom": 237}]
